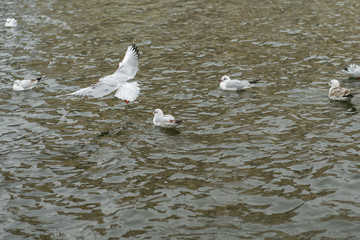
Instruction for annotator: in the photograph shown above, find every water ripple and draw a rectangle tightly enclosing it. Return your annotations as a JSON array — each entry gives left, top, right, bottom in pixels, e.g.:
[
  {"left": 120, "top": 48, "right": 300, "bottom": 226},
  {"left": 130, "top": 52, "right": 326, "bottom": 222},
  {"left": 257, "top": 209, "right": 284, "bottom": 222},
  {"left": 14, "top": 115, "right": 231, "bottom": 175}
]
[{"left": 1, "top": 0, "right": 360, "bottom": 239}]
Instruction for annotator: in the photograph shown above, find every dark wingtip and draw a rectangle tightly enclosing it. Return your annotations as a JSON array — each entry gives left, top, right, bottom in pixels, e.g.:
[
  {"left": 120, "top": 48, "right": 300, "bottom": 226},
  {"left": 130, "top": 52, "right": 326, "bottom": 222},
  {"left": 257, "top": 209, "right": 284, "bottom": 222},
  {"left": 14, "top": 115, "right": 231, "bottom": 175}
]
[
  {"left": 131, "top": 43, "right": 140, "bottom": 59},
  {"left": 175, "top": 120, "right": 182, "bottom": 125},
  {"left": 36, "top": 76, "right": 42, "bottom": 81},
  {"left": 249, "top": 79, "right": 260, "bottom": 84},
  {"left": 343, "top": 67, "right": 348, "bottom": 71}
]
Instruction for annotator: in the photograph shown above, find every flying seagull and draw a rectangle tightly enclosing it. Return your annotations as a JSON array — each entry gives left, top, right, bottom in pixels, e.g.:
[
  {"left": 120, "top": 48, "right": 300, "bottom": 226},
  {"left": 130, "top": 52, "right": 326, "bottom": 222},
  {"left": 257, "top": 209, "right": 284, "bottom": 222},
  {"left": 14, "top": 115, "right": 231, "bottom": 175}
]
[{"left": 69, "top": 44, "right": 141, "bottom": 104}]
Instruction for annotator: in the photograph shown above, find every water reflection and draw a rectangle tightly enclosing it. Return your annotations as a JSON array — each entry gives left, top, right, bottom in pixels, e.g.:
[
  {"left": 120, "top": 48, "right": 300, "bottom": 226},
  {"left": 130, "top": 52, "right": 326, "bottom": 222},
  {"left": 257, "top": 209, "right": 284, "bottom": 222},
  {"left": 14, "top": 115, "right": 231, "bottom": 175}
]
[
  {"left": 157, "top": 127, "right": 181, "bottom": 135},
  {"left": 329, "top": 100, "right": 357, "bottom": 114}
]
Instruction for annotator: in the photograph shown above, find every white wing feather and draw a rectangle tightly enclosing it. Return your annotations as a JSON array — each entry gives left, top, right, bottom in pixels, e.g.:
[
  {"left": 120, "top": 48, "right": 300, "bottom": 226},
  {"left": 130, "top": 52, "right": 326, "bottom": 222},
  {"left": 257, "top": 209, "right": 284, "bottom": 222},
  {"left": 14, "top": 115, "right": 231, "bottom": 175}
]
[
  {"left": 20, "top": 80, "right": 37, "bottom": 89},
  {"left": 162, "top": 115, "right": 175, "bottom": 124},
  {"left": 115, "top": 44, "right": 140, "bottom": 81},
  {"left": 69, "top": 44, "right": 140, "bottom": 101},
  {"left": 69, "top": 81, "right": 118, "bottom": 98},
  {"left": 155, "top": 115, "right": 176, "bottom": 127},
  {"left": 115, "top": 81, "right": 140, "bottom": 101},
  {"left": 343, "top": 64, "right": 360, "bottom": 77},
  {"left": 225, "top": 80, "right": 250, "bottom": 90}
]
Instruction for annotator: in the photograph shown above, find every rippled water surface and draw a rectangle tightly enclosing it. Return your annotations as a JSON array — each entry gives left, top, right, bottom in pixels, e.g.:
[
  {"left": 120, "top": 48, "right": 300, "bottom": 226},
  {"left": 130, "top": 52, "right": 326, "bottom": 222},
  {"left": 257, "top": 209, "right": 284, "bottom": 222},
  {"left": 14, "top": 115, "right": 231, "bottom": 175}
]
[{"left": 1, "top": 0, "right": 360, "bottom": 239}]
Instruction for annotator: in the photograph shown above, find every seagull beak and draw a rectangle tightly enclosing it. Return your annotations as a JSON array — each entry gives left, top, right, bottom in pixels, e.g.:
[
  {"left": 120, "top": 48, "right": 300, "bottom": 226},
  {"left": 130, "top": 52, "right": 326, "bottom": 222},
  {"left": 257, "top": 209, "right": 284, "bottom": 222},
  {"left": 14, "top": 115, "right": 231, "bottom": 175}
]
[{"left": 218, "top": 79, "right": 222, "bottom": 82}]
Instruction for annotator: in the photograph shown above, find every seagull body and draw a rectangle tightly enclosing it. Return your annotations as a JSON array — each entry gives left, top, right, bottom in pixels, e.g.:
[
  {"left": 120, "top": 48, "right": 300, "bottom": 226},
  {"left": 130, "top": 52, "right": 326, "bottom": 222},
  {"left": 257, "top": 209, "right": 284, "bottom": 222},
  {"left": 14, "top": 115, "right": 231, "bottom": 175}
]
[
  {"left": 5, "top": 18, "right": 17, "bottom": 27},
  {"left": 152, "top": 109, "right": 182, "bottom": 128},
  {"left": 328, "top": 79, "right": 353, "bottom": 101},
  {"left": 343, "top": 64, "right": 360, "bottom": 78},
  {"left": 69, "top": 44, "right": 140, "bottom": 104},
  {"left": 13, "top": 77, "right": 42, "bottom": 91},
  {"left": 219, "top": 75, "right": 259, "bottom": 91}
]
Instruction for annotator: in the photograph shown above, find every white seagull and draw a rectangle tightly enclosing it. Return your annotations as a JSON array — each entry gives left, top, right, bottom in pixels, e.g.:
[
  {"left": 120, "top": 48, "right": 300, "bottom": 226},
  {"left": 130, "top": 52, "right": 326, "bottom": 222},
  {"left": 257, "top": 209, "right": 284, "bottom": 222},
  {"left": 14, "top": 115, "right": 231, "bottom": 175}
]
[
  {"left": 13, "top": 77, "right": 42, "bottom": 91},
  {"left": 328, "top": 79, "right": 353, "bottom": 101},
  {"left": 5, "top": 18, "right": 17, "bottom": 28},
  {"left": 152, "top": 108, "right": 182, "bottom": 128},
  {"left": 69, "top": 44, "right": 140, "bottom": 104},
  {"left": 219, "top": 75, "right": 260, "bottom": 91},
  {"left": 342, "top": 64, "right": 360, "bottom": 78}
]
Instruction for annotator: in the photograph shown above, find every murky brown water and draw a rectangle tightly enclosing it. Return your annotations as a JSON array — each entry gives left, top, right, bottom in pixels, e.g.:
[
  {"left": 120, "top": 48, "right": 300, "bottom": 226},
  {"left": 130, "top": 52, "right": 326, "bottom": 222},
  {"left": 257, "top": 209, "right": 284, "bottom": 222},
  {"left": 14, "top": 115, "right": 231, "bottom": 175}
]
[{"left": 1, "top": 0, "right": 360, "bottom": 239}]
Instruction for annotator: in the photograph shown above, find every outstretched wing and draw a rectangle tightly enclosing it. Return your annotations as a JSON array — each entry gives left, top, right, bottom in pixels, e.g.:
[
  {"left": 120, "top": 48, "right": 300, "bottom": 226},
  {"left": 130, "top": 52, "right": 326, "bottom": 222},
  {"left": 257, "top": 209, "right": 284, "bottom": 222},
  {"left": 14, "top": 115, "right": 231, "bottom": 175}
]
[
  {"left": 68, "top": 81, "right": 118, "bottom": 98},
  {"left": 114, "top": 44, "right": 140, "bottom": 82},
  {"left": 69, "top": 44, "right": 140, "bottom": 98}
]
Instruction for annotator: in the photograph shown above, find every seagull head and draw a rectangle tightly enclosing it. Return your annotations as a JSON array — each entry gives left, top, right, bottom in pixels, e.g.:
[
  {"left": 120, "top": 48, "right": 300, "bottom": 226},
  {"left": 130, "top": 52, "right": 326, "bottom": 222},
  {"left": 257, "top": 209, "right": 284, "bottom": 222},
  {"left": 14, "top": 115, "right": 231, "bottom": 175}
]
[
  {"left": 329, "top": 79, "right": 340, "bottom": 88},
  {"left": 153, "top": 108, "right": 163, "bottom": 116},
  {"left": 14, "top": 80, "right": 21, "bottom": 85},
  {"left": 219, "top": 76, "right": 230, "bottom": 82}
]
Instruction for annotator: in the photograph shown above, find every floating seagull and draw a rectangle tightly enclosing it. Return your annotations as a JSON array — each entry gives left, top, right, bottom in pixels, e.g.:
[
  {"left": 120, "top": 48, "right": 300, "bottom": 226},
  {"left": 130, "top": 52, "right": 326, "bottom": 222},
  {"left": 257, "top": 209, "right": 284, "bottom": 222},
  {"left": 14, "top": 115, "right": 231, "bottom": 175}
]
[
  {"left": 69, "top": 44, "right": 140, "bottom": 104},
  {"left": 342, "top": 64, "right": 360, "bottom": 78},
  {"left": 13, "top": 77, "right": 42, "bottom": 91},
  {"left": 152, "top": 108, "right": 182, "bottom": 128},
  {"left": 328, "top": 79, "right": 353, "bottom": 101},
  {"left": 219, "top": 75, "right": 260, "bottom": 91},
  {"left": 5, "top": 18, "right": 17, "bottom": 28}
]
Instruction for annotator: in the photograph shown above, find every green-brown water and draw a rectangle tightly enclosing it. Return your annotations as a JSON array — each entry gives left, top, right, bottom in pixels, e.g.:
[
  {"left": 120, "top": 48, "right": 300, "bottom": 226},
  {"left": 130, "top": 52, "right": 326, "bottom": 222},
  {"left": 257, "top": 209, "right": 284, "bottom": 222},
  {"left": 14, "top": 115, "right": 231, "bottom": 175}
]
[{"left": 1, "top": 0, "right": 360, "bottom": 239}]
